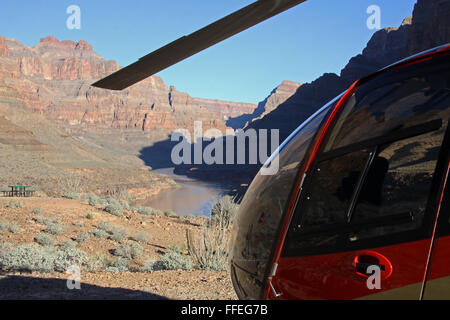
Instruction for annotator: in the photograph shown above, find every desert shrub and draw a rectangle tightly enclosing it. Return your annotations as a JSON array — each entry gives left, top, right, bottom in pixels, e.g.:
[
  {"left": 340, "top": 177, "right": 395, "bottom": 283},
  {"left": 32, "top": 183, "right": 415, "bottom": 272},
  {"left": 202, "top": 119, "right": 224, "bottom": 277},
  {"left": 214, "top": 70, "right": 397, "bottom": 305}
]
[
  {"left": 113, "top": 242, "right": 143, "bottom": 259},
  {"left": 120, "top": 201, "right": 131, "bottom": 211},
  {"left": 0, "top": 244, "right": 89, "bottom": 273},
  {"left": 53, "top": 246, "right": 88, "bottom": 272},
  {"left": 61, "top": 239, "right": 77, "bottom": 249},
  {"left": 105, "top": 257, "right": 129, "bottom": 273},
  {"left": 132, "top": 231, "right": 151, "bottom": 244},
  {"left": 33, "top": 215, "right": 46, "bottom": 225},
  {"left": 74, "top": 220, "right": 84, "bottom": 228},
  {"left": 85, "top": 253, "right": 108, "bottom": 272},
  {"left": 50, "top": 216, "right": 62, "bottom": 224},
  {"left": 103, "top": 204, "right": 123, "bottom": 217},
  {"left": 0, "top": 220, "right": 19, "bottom": 234},
  {"left": 102, "top": 197, "right": 121, "bottom": 207},
  {"left": 167, "top": 244, "right": 182, "bottom": 254},
  {"left": 88, "top": 193, "right": 101, "bottom": 206},
  {"left": 7, "top": 222, "right": 19, "bottom": 234},
  {"left": 75, "top": 232, "right": 90, "bottom": 243},
  {"left": 133, "top": 206, "right": 153, "bottom": 215},
  {"left": 31, "top": 207, "right": 43, "bottom": 215},
  {"left": 44, "top": 223, "right": 67, "bottom": 235},
  {"left": 0, "top": 244, "right": 55, "bottom": 272},
  {"left": 99, "top": 198, "right": 108, "bottom": 207},
  {"left": 6, "top": 199, "right": 22, "bottom": 208},
  {"left": 97, "top": 221, "right": 112, "bottom": 232},
  {"left": 164, "top": 210, "right": 176, "bottom": 217},
  {"left": 63, "top": 192, "right": 81, "bottom": 200},
  {"left": 143, "top": 258, "right": 165, "bottom": 272},
  {"left": 58, "top": 174, "right": 83, "bottom": 195},
  {"left": 186, "top": 215, "right": 231, "bottom": 271},
  {"left": 33, "top": 216, "right": 60, "bottom": 226},
  {"left": 109, "top": 226, "right": 128, "bottom": 243},
  {"left": 210, "top": 195, "right": 239, "bottom": 229},
  {"left": 35, "top": 234, "right": 55, "bottom": 247},
  {"left": 91, "top": 228, "right": 108, "bottom": 239},
  {"left": 159, "top": 245, "right": 194, "bottom": 271},
  {"left": 85, "top": 212, "right": 94, "bottom": 220},
  {"left": 0, "top": 221, "right": 18, "bottom": 234},
  {"left": 0, "top": 242, "right": 12, "bottom": 255}
]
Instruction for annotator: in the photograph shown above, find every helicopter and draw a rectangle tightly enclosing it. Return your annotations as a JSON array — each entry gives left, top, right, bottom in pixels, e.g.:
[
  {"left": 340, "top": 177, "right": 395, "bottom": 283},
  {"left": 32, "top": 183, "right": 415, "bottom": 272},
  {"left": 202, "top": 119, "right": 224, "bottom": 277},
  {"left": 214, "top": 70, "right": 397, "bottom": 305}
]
[{"left": 93, "top": 0, "right": 450, "bottom": 299}]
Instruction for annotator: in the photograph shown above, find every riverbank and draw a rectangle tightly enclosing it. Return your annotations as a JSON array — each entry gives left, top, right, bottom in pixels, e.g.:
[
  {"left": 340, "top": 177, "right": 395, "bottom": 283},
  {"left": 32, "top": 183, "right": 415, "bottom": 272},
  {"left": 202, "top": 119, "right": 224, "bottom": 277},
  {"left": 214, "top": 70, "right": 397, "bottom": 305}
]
[{"left": 139, "top": 168, "right": 233, "bottom": 216}]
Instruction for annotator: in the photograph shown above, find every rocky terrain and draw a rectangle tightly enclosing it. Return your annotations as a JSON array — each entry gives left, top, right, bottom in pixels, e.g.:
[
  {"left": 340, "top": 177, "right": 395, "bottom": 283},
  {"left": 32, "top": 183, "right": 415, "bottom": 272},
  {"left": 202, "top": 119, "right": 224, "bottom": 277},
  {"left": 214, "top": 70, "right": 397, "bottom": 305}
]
[
  {"left": 0, "top": 32, "right": 302, "bottom": 198},
  {"left": 193, "top": 98, "right": 257, "bottom": 121},
  {"left": 0, "top": 97, "right": 177, "bottom": 198},
  {"left": 0, "top": 0, "right": 448, "bottom": 300},
  {"left": 226, "top": 80, "right": 302, "bottom": 129},
  {"left": 0, "top": 197, "right": 237, "bottom": 300},
  {"left": 0, "top": 34, "right": 268, "bottom": 197}
]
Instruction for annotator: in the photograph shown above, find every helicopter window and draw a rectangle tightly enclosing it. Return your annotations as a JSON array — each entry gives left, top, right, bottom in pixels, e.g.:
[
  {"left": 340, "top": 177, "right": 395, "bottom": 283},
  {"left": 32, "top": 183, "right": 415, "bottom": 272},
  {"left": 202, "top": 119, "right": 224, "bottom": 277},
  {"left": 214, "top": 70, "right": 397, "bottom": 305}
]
[
  {"left": 348, "top": 128, "right": 446, "bottom": 241},
  {"left": 231, "top": 100, "right": 334, "bottom": 296},
  {"left": 283, "top": 125, "right": 448, "bottom": 257},
  {"left": 295, "top": 149, "right": 372, "bottom": 230},
  {"left": 323, "top": 55, "right": 450, "bottom": 153}
]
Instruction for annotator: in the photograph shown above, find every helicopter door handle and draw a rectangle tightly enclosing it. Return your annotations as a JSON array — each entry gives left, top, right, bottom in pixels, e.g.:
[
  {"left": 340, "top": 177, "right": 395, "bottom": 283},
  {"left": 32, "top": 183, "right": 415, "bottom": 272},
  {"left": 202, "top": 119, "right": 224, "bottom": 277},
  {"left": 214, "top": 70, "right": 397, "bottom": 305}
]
[
  {"left": 355, "top": 262, "right": 385, "bottom": 273},
  {"left": 353, "top": 251, "right": 393, "bottom": 280}
]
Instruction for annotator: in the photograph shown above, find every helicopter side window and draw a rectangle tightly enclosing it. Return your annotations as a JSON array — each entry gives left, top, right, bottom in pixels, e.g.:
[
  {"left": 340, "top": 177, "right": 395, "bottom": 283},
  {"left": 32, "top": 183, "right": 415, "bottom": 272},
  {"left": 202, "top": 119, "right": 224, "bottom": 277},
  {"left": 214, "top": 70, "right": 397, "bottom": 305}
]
[
  {"left": 296, "top": 149, "right": 371, "bottom": 230},
  {"left": 348, "top": 127, "right": 445, "bottom": 242},
  {"left": 284, "top": 119, "right": 448, "bottom": 257}
]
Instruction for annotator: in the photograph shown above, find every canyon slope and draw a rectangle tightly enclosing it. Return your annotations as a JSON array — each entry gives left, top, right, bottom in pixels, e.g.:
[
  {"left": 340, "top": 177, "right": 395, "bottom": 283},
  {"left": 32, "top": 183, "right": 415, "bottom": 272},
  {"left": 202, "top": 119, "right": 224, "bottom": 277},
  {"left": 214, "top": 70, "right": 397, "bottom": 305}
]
[
  {"left": 226, "top": 80, "right": 302, "bottom": 129},
  {"left": 0, "top": 35, "right": 267, "bottom": 197}
]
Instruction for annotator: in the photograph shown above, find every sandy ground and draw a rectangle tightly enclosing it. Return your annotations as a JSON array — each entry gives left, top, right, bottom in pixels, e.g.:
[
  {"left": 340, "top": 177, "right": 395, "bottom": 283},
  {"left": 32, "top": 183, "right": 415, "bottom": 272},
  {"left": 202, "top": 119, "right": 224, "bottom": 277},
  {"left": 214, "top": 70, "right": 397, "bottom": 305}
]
[{"left": 0, "top": 197, "right": 237, "bottom": 300}]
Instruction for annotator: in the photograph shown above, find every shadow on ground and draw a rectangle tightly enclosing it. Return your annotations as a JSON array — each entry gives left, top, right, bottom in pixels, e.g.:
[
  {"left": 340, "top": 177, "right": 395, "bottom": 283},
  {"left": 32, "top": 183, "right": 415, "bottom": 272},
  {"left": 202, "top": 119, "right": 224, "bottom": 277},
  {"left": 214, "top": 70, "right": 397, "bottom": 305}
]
[{"left": 0, "top": 275, "right": 168, "bottom": 300}]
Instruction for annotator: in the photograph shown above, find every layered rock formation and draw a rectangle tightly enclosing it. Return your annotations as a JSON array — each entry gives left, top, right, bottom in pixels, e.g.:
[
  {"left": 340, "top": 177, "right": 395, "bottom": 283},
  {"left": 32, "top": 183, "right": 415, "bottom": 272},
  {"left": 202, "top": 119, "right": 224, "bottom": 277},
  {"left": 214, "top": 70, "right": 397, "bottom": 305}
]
[
  {"left": 257, "top": 80, "right": 303, "bottom": 116},
  {"left": 0, "top": 36, "right": 244, "bottom": 135},
  {"left": 225, "top": 80, "right": 301, "bottom": 129},
  {"left": 0, "top": 36, "right": 8, "bottom": 56},
  {"left": 193, "top": 97, "right": 257, "bottom": 119}
]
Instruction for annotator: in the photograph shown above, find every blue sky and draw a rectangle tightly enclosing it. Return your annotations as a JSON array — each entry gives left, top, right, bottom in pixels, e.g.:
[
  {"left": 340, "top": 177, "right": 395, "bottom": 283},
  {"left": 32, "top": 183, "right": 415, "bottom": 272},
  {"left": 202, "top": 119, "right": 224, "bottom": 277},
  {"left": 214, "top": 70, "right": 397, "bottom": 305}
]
[{"left": 0, "top": 0, "right": 416, "bottom": 104}]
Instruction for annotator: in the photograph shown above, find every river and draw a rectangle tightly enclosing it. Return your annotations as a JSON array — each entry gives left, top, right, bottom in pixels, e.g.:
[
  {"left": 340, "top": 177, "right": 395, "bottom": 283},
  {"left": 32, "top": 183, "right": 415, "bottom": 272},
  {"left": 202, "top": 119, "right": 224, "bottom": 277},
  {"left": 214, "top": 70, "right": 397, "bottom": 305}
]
[{"left": 141, "top": 168, "right": 232, "bottom": 217}]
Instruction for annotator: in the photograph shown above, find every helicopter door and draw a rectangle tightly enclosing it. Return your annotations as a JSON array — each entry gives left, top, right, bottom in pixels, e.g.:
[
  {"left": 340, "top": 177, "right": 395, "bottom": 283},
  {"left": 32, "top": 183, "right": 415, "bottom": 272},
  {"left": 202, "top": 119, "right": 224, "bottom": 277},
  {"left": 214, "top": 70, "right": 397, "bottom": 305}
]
[{"left": 269, "top": 54, "right": 450, "bottom": 299}]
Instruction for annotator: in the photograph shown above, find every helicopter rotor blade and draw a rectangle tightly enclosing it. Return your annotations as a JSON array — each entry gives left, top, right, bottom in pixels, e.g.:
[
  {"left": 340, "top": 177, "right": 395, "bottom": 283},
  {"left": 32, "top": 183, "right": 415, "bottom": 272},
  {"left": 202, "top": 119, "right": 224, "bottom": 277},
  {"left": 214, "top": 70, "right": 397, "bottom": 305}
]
[{"left": 92, "top": 0, "right": 307, "bottom": 90}]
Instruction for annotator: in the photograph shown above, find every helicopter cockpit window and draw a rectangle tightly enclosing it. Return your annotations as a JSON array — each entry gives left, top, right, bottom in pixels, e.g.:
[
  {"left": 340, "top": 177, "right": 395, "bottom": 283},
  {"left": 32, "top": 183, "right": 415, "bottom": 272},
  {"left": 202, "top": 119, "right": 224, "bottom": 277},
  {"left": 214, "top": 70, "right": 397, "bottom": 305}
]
[{"left": 231, "top": 100, "right": 334, "bottom": 298}]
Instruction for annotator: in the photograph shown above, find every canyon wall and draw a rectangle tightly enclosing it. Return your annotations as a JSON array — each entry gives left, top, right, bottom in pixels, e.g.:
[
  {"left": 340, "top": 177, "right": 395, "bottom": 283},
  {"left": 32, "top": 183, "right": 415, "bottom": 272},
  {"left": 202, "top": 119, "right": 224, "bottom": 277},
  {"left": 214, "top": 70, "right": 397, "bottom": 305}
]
[{"left": 0, "top": 36, "right": 260, "bottom": 136}]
